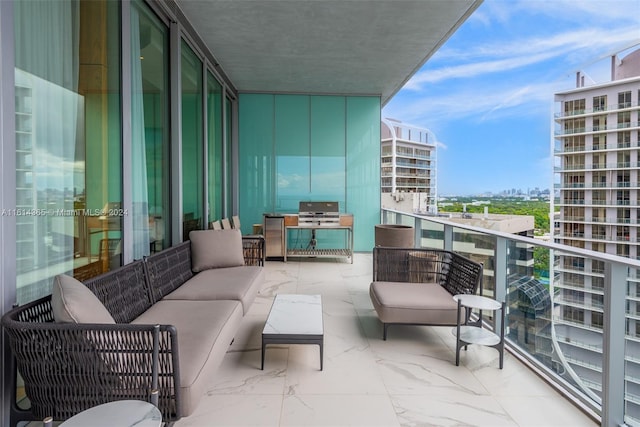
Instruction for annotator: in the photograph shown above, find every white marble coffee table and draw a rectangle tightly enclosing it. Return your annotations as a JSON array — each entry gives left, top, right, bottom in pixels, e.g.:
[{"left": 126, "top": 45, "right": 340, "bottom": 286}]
[
  {"left": 59, "top": 400, "right": 162, "bottom": 426},
  {"left": 262, "top": 294, "right": 324, "bottom": 370}
]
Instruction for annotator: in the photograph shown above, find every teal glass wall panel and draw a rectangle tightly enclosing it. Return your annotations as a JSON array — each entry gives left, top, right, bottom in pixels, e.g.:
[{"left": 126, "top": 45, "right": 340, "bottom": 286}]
[
  {"left": 308, "top": 96, "right": 346, "bottom": 249},
  {"left": 347, "top": 97, "right": 381, "bottom": 252},
  {"left": 239, "top": 94, "right": 275, "bottom": 232},
  {"left": 238, "top": 94, "right": 380, "bottom": 251},
  {"left": 310, "top": 96, "right": 345, "bottom": 202},
  {"left": 275, "top": 95, "right": 310, "bottom": 212}
]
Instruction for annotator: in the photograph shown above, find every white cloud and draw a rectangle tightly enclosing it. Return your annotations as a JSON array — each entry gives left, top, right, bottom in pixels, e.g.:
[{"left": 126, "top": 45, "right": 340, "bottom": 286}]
[
  {"left": 407, "top": 27, "right": 640, "bottom": 90},
  {"left": 386, "top": 79, "right": 560, "bottom": 126},
  {"left": 405, "top": 51, "right": 557, "bottom": 89},
  {"left": 471, "top": 0, "right": 640, "bottom": 27}
]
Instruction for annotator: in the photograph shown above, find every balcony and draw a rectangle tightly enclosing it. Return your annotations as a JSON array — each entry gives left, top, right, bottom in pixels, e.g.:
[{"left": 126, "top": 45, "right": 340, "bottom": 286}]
[
  {"left": 173, "top": 253, "right": 596, "bottom": 426},
  {"left": 554, "top": 121, "right": 640, "bottom": 136},
  {"left": 554, "top": 102, "right": 640, "bottom": 119},
  {"left": 376, "top": 209, "right": 640, "bottom": 426},
  {"left": 167, "top": 208, "right": 640, "bottom": 425}
]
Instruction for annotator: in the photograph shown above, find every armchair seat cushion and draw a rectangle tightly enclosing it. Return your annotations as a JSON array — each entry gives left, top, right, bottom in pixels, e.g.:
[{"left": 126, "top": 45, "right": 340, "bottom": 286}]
[{"left": 370, "top": 281, "right": 462, "bottom": 325}]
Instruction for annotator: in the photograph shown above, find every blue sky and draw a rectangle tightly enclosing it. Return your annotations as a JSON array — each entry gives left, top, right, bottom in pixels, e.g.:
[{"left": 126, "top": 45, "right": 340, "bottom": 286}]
[{"left": 383, "top": 0, "right": 640, "bottom": 196}]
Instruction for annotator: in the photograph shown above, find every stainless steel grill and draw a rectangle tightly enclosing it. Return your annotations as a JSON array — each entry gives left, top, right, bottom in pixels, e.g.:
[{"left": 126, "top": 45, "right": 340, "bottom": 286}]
[{"left": 298, "top": 201, "right": 340, "bottom": 227}]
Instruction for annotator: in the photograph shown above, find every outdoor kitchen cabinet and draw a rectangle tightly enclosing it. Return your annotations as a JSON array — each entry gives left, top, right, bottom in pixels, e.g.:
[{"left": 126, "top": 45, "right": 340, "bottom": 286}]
[{"left": 263, "top": 214, "right": 285, "bottom": 258}]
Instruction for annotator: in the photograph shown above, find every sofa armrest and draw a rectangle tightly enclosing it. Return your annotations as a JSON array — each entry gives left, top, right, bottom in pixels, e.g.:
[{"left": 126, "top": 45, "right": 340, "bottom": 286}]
[{"left": 2, "top": 296, "right": 182, "bottom": 423}]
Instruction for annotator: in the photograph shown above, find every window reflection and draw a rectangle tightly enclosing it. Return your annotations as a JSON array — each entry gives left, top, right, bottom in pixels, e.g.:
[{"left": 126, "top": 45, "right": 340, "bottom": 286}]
[
  {"left": 131, "top": 0, "right": 170, "bottom": 257},
  {"left": 181, "top": 40, "right": 204, "bottom": 240},
  {"left": 14, "top": 0, "right": 121, "bottom": 303},
  {"left": 207, "top": 72, "right": 223, "bottom": 223}
]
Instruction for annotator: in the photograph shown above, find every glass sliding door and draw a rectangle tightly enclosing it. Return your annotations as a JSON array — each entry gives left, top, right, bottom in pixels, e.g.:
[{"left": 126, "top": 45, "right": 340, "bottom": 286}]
[
  {"left": 131, "top": 0, "right": 170, "bottom": 257},
  {"left": 207, "top": 72, "right": 223, "bottom": 224},
  {"left": 238, "top": 94, "right": 275, "bottom": 228},
  {"left": 14, "top": 0, "right": 122, "bottom": 303},
  {"left": 225, "top": 96, "right": 233, "bottom": 218},
  {"left": 181, "top": 40, "right": 203, "bottom": 239}
]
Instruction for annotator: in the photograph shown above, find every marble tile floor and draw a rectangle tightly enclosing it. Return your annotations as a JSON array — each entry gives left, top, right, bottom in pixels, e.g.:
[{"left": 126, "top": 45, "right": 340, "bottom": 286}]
[{"left": 174, "top": 253, "right": 597, "bottom": 427}]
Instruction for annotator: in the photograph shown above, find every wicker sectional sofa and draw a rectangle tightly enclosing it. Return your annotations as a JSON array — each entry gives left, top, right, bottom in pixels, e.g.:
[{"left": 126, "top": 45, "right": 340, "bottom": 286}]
[
  {"left": 369, "top": 246, "right": 483, "bottom": 340},
  {"left": 2, "top": 229, "right": 264, "bottom": 426}
]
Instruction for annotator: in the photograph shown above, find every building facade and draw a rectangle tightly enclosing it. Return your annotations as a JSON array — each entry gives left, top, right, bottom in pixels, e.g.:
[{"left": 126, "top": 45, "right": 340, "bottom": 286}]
[
  {"left": 381, "top": 118, "right": 437, "bottom": 214},
  {"left": 553, "top": 48, "right": 640, "bottom": 421}
]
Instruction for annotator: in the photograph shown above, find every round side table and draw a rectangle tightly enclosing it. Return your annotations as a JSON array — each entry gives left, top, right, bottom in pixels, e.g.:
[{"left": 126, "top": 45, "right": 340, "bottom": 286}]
[
  {"left": 452, "top": 294, "right": 505, "bottom": 369},
  {"left": 59, "top": 400, "right": 162, "bottom": 427}
]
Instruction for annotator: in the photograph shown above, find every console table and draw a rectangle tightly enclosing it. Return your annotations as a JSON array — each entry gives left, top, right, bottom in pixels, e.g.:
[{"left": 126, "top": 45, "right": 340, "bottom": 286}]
[{"left": 284, "top": 215, "right": 353, "bottom": 263}]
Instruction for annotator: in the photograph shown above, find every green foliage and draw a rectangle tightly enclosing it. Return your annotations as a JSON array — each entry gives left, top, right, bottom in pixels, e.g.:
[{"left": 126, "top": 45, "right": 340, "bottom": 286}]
[{"left": 533, "top": 246, "right": 550, "bottom": 279}]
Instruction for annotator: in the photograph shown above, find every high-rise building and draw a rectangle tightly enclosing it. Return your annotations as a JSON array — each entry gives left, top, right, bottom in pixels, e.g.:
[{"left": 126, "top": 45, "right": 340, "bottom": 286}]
[
  {"left": 381, "top": 118, "right": 437, "bottom": 214},
  {"left": 553, "top": 48, "right": 640, "bottom": 420}
]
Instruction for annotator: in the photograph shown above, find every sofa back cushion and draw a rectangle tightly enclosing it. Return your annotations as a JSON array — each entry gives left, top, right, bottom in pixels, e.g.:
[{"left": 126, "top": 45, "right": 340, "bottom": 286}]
[
  {"left": 83, "top": 259, "right": 153, "bottom": 323},
  {"left": 52, "top": 274, "right": 115, "bottom": 324},
  {"left": 145, "top": 242, "right": 194, "bottom": 303},
  {"left": 189, "top": 229, "right": 245, "bottom": 272}
]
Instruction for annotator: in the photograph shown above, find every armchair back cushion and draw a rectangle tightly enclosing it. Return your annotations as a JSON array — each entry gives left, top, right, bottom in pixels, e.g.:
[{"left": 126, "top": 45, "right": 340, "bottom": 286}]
[
  {"left": 189, "top": 229, "right": 245, "bottom": 272},
  {"left": 51, "top": 274, "right": 115, "bottom": 324}
]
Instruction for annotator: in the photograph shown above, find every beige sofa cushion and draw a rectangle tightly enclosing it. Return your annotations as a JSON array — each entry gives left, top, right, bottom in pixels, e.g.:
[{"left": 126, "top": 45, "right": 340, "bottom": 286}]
[
  {"left": 163, "top": 266, "right": 264, "bottom": 315},
  {"left": 132, "top": 299, "right": 243, "bottom": 416},
  {"left": 51, "top": 274, "right": 115, "bottom": 324},
  {"left": 189, "top": 229, "right": 244, "bottom": 272},
  {"left": 369, "top": 281, "right": 463, "bottom": 325}
]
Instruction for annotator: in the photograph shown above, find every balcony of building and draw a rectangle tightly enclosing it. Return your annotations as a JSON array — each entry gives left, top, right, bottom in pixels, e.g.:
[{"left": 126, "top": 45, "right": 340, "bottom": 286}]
[
  {"left": 556, "top": 182, "right": 640, "bottom": 190},
  {"left": 554, "top": 141, "right": 640, "bottom": 155},
  {"left": 554, "top": 102, "right": 640, "bottom": 119}
]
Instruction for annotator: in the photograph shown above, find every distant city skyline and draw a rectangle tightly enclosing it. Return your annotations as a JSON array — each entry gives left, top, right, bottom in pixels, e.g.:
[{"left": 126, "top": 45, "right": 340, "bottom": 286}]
[
  {"left": 383, "top": 0, "right": 640, "bottom": 195},
  {"left": 439, "top": 186, "right": 550, "bottom": 198}
]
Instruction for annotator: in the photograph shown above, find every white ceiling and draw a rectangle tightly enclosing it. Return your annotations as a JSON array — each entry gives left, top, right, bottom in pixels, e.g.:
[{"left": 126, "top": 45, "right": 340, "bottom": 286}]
[{"left": 175, "top": 0, "right": 482, "bottom": 105}]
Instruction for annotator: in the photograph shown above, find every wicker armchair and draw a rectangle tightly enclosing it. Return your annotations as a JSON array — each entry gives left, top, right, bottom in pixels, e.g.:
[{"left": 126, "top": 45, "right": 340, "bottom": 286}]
[
  {"left": 2, "top": 264, "right": 181, "bottom": 425},
  {"left": 241, "top": 235, "right": 265, "bottom": 266},
  {"left": 370, "top": 247, "right": 483, "bottom": 339}
]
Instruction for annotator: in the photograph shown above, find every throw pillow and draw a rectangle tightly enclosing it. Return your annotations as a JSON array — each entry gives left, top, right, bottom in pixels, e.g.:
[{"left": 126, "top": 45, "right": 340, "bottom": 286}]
[
  {"left": 51, "top": 274, "right": 115, "bottom": 324},
  {"left": 190, "top": 229, "right": 245, "bottom": 272}
]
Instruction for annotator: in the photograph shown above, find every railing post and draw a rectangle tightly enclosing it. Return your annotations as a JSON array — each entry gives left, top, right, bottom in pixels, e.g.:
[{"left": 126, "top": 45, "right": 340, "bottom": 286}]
[
  {"left": 443, "top": 224, "right": 453, "bottom": 252},
  {"left": 494, "top": 237, "right": 508, "bottom": 332},
  {"left": 602, "top": 261, "right": 626, "bottom": 426},
  {"left": 414, "top": 216, "right": 421, "bottom": 248}
]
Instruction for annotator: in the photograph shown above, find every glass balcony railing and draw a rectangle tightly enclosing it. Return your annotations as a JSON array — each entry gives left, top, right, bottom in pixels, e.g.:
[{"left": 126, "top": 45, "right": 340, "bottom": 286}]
[
  {"left": 382, "top": 208, "right": 640, "bottom": 426},
  {"left": 554, "top": 121, "right": 640, "bottom": 136},
  {"left": 554, "top": 102, "right": 640, "bottom": 119}
]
